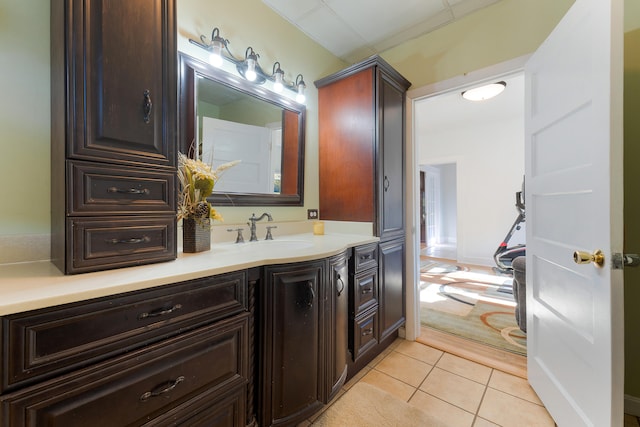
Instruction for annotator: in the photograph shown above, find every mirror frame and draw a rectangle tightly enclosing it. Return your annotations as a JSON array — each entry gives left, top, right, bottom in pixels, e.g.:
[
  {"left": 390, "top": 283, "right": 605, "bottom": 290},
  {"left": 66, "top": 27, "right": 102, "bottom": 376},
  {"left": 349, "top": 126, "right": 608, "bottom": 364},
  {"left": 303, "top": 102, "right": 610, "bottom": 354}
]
[{"left": 178, "top": 53, "right": 306, "bottom": 206}]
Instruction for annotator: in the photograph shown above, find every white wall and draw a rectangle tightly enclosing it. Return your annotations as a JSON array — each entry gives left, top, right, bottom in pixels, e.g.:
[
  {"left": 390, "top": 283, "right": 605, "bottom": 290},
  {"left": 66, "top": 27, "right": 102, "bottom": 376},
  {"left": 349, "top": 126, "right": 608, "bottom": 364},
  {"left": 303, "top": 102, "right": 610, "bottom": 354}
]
[{"left": 418, "top": 114, "right": 524, "bottom": 266}]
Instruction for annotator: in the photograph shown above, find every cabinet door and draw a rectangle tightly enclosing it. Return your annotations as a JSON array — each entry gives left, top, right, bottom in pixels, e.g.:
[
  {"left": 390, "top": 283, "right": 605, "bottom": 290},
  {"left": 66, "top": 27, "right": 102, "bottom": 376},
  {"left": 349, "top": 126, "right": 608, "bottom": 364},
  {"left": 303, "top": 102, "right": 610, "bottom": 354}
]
[
  {"left": 378, "top": 70, "right": 406, "bottom": 239},
  {"left": 379, "top": 238, "right": 406, "bottom": 340},
  {"left": 261, "top": 261, "right": 325, "bottom": 426},
  {"left": 318, "top": 68, "right": 375, "bottom": 222},
  {"left": 69, "top": 0, "right": 176, "bottom": 167},
  {"left": 327, "top": 252, "right": 349, "bottom": 400}
]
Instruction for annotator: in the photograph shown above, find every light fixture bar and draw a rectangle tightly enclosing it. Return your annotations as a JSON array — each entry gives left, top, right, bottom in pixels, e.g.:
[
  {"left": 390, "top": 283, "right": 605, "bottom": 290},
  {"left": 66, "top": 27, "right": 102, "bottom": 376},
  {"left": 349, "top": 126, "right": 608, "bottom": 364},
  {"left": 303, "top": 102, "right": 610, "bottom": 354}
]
[{"left": 188, "top": 27, "right": 305, "bottom": 103}]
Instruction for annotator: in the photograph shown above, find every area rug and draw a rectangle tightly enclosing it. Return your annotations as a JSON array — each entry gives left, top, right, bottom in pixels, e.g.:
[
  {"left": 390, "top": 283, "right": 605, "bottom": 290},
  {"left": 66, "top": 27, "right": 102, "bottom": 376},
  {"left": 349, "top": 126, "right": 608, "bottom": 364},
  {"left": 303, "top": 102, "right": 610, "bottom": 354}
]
[
  {"left": 420, "top": 258, "right": 526, "bottom": 356},
  {"left": 312, "top": 382, "right": 447, "bottom": 427}
]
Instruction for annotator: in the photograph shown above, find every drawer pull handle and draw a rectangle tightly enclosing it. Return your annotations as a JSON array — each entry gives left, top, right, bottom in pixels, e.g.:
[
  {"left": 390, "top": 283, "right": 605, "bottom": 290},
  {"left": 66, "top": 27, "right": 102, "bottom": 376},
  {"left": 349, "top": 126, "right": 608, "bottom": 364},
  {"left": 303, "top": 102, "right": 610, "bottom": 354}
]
[
  {"left": 106, "top": 236, "right": 151, "bottom": 245},
  {"left": 138, "top": 304, "right": 182, "bottom": 320},
  {"left": 361, "top": 288, "right": 373, "bottom": 295},
  {"left": 140, "top": 376, "right": 185, "bottom": 401},
  {"left": 107, "top": 186, "right": 150, "bottom": 195},
  {"left": 362, "top": 328, "right": 374, "bottom": 336},
  {"left": 307, "top": 281, "right": 315, "bottom": 308},
  {"left": 143, "top": 89, "right": 153, "bottom": 123},
  {"left": 336, "top": 274, "right": 345, "bottom": 297},
  {"left": 361, "top": 254, "right": 372, "bottom": 261}
]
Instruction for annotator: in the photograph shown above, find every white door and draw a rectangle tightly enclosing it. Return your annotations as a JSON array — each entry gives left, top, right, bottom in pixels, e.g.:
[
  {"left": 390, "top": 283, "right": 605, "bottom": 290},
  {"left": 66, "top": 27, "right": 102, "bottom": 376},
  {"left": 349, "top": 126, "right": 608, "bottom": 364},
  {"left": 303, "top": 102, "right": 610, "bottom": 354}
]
[
  {"left": 201, "top": 117, "right": 274, "bottom": 194},
  {"left": 524, "top": 0, "right": 624, "bottom": 425}
]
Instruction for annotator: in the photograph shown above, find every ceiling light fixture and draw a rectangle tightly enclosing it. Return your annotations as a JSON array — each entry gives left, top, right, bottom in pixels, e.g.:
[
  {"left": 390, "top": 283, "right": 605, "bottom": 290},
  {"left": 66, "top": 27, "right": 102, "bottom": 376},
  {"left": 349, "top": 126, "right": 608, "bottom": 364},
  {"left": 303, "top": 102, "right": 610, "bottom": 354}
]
[
  {"left": 461, "top": 81, "right": 507, "bottom": 101},
  {"left": 189, "top": 27, "right": 306, "bottom": 103}
]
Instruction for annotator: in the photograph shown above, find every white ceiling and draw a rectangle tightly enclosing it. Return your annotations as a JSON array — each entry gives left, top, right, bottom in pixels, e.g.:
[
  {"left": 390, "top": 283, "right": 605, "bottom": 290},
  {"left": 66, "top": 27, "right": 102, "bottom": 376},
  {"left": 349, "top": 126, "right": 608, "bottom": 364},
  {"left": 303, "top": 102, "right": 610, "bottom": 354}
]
[{"left": 262, "top": 0, "right": 502, "bottom": 63}]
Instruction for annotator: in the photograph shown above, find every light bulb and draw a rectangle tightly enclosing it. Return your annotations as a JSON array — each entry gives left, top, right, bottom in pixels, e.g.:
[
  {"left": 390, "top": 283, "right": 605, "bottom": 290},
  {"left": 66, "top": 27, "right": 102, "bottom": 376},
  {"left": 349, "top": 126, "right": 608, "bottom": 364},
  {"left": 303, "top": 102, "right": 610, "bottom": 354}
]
[
  {"left": 209, "top": 51, "right": 223, "bottom": 67},
  {"left": 274, "top": 73, "right": 284, "bottom": 93},
  {"left": 245, "top": 58, "right": 257, "bottom": 82},
  {"left": 296, "top": 82, "right": 306, "bottom": 103}
]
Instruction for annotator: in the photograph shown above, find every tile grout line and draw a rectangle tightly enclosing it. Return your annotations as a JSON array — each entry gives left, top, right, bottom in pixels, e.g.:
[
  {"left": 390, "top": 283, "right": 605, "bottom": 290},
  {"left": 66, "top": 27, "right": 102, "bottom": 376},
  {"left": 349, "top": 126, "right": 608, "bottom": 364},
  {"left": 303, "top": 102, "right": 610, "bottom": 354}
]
[{"left": 472, "top": 368, "right": 495, "bottom": 426}]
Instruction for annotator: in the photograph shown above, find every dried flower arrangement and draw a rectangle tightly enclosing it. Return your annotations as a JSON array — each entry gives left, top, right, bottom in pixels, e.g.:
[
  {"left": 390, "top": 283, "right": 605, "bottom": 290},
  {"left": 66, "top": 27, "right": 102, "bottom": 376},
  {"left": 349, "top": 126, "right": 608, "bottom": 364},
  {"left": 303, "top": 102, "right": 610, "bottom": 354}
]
[{"left": 177, "top": 152, "right": 240, "bottom": 224}]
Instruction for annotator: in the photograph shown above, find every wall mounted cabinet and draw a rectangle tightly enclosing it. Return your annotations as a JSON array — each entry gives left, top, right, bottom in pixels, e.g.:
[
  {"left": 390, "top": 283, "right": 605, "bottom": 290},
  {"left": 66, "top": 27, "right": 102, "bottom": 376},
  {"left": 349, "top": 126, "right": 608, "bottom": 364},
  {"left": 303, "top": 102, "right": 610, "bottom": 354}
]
[
  {"left": 315, "top": 56, "right": 410, "bottom": 240},
  {"left": 50, "top": 0, "right": 177, "bottom": 274}
]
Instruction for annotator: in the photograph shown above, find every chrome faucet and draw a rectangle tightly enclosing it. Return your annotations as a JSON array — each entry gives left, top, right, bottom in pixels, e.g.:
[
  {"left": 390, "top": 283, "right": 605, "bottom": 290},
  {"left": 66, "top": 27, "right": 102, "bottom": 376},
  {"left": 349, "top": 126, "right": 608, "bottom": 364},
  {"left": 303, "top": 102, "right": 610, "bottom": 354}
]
[{"left": 248, "top": 212, "right": 273, "bottom": 241}]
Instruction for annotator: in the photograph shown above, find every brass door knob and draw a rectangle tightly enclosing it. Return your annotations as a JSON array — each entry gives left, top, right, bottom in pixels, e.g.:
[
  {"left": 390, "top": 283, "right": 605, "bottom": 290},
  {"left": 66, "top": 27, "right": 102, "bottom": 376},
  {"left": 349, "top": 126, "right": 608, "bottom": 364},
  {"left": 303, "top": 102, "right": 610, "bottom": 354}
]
[{"left": 573, "top": 249, "right": 605, "bottom": 267}]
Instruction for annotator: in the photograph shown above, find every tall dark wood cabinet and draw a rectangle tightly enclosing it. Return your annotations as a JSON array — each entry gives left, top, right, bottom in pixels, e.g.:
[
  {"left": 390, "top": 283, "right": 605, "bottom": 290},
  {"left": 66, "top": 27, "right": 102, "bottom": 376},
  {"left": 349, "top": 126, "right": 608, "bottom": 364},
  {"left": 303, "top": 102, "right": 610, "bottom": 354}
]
[
  {"left": 50, "top": 0, "right": 177, "bottom": 274},
  {"left": 316, "top": 56, "right": 410, "bottom": 372}
]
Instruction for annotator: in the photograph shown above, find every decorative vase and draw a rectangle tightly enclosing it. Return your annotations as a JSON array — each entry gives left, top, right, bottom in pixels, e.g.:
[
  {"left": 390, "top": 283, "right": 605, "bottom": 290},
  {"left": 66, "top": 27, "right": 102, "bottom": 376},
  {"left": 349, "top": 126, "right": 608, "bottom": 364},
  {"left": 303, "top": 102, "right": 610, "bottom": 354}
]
[{"left": 182, "top": 218, "right": 211, "bottom": 253}]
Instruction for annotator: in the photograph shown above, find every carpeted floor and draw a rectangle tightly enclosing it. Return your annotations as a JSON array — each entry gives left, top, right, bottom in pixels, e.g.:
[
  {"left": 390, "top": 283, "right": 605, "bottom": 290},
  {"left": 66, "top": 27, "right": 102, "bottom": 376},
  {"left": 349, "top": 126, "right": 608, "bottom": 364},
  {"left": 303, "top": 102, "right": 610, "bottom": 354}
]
[{"left": 419, "top": 258, "right": 526, "bottom": 356}]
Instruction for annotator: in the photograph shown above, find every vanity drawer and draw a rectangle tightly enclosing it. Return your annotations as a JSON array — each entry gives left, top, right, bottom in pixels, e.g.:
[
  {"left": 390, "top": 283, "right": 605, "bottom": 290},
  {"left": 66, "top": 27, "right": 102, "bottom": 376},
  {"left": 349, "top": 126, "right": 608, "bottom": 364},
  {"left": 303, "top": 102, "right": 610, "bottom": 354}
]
[
  {"left": 1, "top": 270, "right": 247, "bottom": 393},
  {"left": 68, "top": 160, "right": 176, "bottom": 214},
  {"left": 352, "top": 268, "right": 378, "bottom": 316},
  {"left": 351, "top": 307, "right": 378, "bottom": 362},
  {"left": 353, "top": 243, "right": 378, "bottom": 273},
  {"left": 67, "top": 215, "right": 176, "bottom": 274},
  {"left": 0, "top": 314, "right": 249, "bottom": 427}
]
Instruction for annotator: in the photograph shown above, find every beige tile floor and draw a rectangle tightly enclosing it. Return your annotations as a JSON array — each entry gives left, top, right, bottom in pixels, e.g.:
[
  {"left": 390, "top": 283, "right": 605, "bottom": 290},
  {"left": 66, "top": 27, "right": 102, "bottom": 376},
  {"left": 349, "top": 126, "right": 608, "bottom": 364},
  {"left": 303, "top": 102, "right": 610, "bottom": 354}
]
[{"left": 300, "top": 339, "right": 555, "bottom": 427}]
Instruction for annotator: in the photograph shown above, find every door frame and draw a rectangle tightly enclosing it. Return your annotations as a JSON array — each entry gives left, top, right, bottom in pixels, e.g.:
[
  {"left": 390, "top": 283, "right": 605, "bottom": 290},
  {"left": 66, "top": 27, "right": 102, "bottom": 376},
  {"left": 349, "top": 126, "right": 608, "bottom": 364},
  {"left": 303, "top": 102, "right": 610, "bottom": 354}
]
[{"left": 403, "top": 54, "right": 530, "bottom": 342}]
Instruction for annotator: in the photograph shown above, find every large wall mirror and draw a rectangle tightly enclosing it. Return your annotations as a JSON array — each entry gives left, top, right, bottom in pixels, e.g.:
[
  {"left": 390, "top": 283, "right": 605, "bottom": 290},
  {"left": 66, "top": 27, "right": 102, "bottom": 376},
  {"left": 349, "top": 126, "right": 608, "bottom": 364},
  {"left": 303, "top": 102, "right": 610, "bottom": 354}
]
[{"left": 178, "top": 53, "right": 305, "bottom": 206}]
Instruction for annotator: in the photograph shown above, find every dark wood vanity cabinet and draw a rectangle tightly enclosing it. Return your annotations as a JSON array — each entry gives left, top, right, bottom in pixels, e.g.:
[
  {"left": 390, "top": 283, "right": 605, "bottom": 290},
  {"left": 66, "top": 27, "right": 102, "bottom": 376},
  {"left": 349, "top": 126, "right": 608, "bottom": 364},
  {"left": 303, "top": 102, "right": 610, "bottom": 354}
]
[
  {"left": 349, "top": 243, "right": 380, "bottom": 363},
  {"left": 327, "top": 251, "right": 350, "bottom": 400},
  {"left": 258, "top": 253, "right": 350, "bottom": 427},
  {"left": 50, "top": 0, "right": 177, "bottom": 274},
  {"left": 379, "top": 238, "right": 407, "bottom": 341},
  {"left": 0, "top": 270, "right": 255, "bottom": 427},
  {"left": 259, "top": 260, "right": 325, "bottom": 427}
]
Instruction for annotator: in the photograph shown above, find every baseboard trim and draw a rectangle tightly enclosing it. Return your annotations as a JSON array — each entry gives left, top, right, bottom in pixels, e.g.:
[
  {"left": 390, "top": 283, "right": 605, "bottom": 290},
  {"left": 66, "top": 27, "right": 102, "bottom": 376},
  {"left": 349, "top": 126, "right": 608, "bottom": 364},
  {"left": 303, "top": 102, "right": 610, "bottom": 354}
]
[{"left": 625, "top": 394, "right": 640, "bottom": 416}]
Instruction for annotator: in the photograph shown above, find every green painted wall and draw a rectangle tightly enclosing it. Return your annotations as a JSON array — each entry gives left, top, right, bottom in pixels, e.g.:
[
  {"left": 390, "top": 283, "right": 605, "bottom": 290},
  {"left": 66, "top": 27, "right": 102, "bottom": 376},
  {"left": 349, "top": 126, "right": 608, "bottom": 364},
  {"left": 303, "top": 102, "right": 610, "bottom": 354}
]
[
  {"left": 624, "top": 27, "right": 640, "bottom": 399},
  {"left": 0, "top": 1, "right": 51, "bottom": 235}
]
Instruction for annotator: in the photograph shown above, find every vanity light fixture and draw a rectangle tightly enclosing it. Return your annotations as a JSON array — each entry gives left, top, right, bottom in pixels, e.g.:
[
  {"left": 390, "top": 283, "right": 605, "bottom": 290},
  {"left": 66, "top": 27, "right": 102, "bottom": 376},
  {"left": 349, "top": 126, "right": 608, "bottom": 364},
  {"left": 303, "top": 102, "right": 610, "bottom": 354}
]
[
  {"left": 461, "top": 81, "right": 507, "bottom": 101},
  {"left": 189, "top": 27, "right": 306, "bottom": 103}
]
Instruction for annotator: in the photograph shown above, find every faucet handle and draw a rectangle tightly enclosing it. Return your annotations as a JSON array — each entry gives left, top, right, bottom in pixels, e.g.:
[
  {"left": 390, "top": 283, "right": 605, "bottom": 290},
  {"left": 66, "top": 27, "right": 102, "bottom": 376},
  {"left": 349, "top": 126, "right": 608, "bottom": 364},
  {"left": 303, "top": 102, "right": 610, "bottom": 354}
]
[
  {"left": 227, "top": 228, "right": 245, "bottom": 243},
  {"left": 265, "top": 225, "right": 278, "bottom": 240}
]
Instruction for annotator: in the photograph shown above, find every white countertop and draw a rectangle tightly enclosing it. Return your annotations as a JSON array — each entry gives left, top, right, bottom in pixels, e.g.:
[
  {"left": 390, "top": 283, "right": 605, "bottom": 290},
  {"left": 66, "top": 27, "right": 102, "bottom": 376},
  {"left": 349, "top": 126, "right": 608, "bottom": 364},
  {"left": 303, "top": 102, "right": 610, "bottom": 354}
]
[{"left": 0, "top": 232, "right": 378, "bottom": 316}]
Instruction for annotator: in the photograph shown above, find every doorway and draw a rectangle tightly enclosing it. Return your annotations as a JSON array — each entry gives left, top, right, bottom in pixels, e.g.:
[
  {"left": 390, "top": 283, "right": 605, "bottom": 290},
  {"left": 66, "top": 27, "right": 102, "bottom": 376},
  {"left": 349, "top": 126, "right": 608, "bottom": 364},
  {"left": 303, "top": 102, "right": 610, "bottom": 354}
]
[
  {"left": 411, "top": 71, "right": 526, "bottom": 356},
  {"left": 420, "top": 163, "right": 457, "bottom": 260}
]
